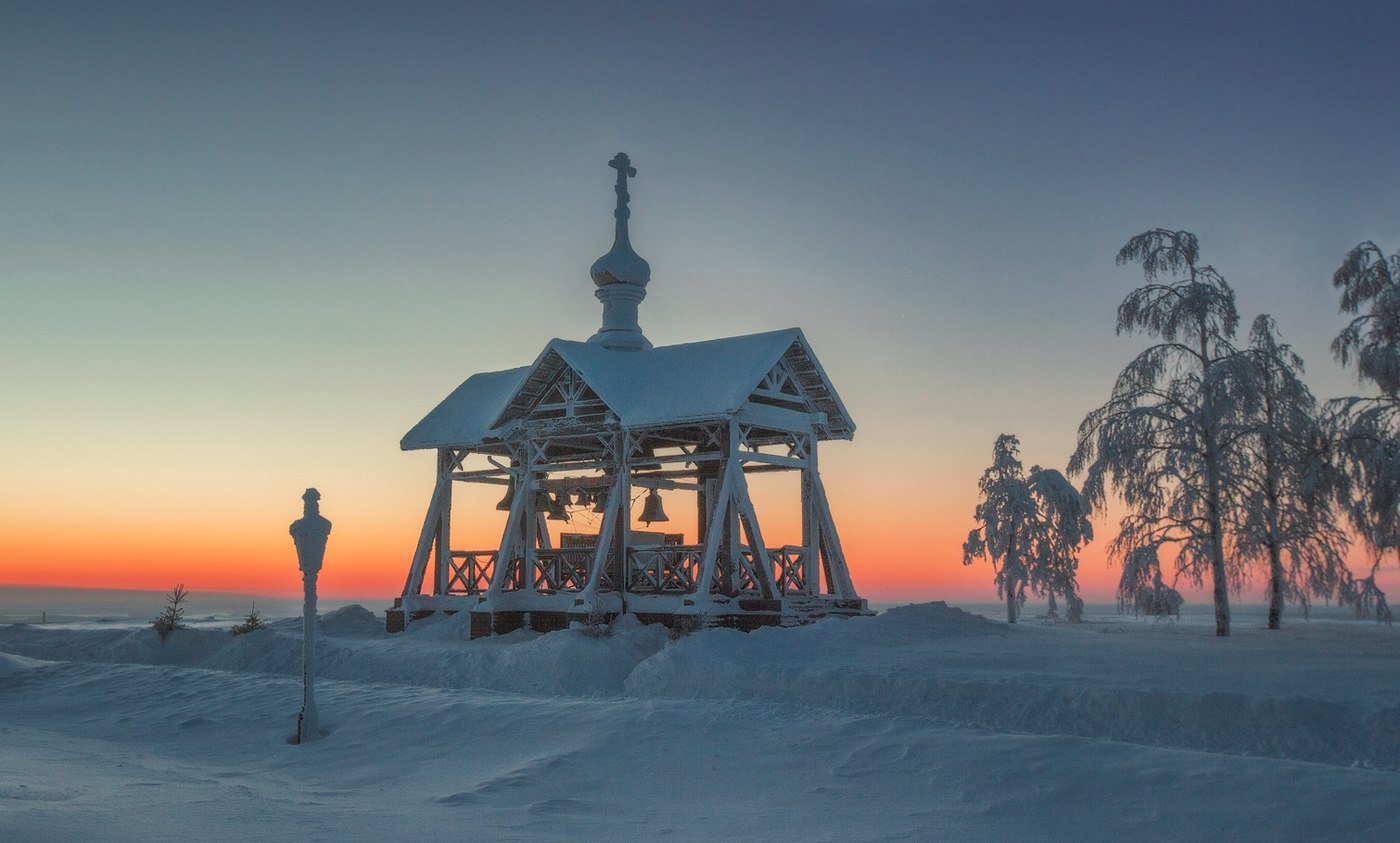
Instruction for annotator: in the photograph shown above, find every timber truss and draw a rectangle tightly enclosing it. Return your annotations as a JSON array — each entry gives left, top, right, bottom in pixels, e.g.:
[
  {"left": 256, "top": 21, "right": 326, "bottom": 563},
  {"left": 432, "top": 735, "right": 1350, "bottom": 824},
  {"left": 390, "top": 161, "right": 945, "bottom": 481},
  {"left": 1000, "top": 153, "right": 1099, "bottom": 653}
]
[{"left": 389, "top": 403, "right": 867, "bottom": 636}]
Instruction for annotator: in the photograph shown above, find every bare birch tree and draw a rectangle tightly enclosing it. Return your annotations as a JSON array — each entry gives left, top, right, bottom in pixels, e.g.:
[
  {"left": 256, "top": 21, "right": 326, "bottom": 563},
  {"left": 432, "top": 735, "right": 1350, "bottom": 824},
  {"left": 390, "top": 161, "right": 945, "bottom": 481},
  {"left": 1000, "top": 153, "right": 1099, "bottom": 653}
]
[
  {"left": 1071, "top": 229, "right": 1245, "bottom": 636},
  {"left": 1328, "top": 241, "right": 1400, "bottom": 620},
  {"left": 1233, "top": 315, "right": 1351, "bottom": 628}
]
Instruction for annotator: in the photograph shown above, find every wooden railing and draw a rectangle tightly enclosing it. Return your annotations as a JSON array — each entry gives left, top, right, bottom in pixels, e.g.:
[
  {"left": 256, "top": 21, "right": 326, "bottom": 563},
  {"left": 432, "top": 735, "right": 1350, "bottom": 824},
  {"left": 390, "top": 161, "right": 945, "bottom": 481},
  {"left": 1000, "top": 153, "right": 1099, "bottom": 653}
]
[
  {"left": 451, "top": 544, "right": 809, "bottom": 596},
  {"left": 627, "top": 545, "right": 704, "bottom": 594},
  {"left": 771, "top": 545, "right": 807, "bottom": 594},
  {"left": 531, "top": 547, "right": 596, "bottom": 592},
  {"left": 447, "top": 550, "right": 496, "bottom": 594},
  {"left": 740, "top": 545, "right": 808, "bottom": 595}
]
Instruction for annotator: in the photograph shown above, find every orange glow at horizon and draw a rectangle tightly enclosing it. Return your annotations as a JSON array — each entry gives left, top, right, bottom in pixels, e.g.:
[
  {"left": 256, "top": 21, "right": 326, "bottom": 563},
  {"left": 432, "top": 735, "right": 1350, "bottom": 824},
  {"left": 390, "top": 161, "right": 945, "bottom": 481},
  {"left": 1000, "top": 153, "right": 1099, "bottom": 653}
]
[
  {"left": 2, "top": 472, "right": 1125, "bottom": 606},
  {"left": 5, "top": 455, "right": 1395, "bottom": 608}
]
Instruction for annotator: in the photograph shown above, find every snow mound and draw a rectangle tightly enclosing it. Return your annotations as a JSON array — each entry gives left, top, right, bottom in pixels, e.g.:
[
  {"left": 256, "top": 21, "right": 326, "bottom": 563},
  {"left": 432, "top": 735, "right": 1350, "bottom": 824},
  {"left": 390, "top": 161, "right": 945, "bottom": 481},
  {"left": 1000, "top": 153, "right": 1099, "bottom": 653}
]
[
  {"left": 266, "top": 605, "right": 385, "bottom": 638},
  {"left": 318, "top": 604, "right": 384, "bottom": 637},
  {"left": 202, "top": 628, "right": 303, "bottom": 674},
  {"left": 872, "top": 601, "right": 1008, "bottom": 639},
  {"left": 0, "top": 624, "right": 228, "bottom": 667},
  {"left": 201, "top": 613, "right": 671, "bottom": 696},
  {"left": 0, "top": 651, "right": 51, "bottom": 677}
]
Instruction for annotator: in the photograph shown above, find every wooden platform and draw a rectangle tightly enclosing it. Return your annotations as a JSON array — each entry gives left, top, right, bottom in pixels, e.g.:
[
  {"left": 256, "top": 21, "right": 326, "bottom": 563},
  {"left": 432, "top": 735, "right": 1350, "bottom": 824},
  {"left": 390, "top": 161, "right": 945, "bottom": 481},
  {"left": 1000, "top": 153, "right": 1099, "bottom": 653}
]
[{"left": 384, "top": 596, "right": 869, "bottom": 638}]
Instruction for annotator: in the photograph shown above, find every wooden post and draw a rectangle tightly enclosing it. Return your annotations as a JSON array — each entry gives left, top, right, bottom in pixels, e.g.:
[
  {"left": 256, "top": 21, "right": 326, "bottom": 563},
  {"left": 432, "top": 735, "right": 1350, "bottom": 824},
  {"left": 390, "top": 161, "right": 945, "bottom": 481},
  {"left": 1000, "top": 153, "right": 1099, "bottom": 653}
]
[
  {"left": 724, "top": 423, "right": 741, "bottom": 595},
  {"left": 433, "top": 449, "right": 452, "bottom": 595},
  {"left": 731, "top": 465, "right": 778, "bottom": 599},
  {"left": 582, "top": 470, "right": 625, "bottom": 596},
  {"left": 813, "top": 473, "right": 856, "bottom": 597},
  {"left": 404, "top": 476, "right": 448, "bottom": 596},
  {"left": 695, "top": 459, "right": 736, "bottom": 597},
  {"left": 487, "top": 466, "right": 526, "bottom": 598},
  {"left": 618, "top": 444, "right": 633, "bottom": 600},
  {"left": 801, "top": 433, "right": 819, "bottom": 595},
  {"left": 523, "top": 466, "right": 538, "bottom": 592}
]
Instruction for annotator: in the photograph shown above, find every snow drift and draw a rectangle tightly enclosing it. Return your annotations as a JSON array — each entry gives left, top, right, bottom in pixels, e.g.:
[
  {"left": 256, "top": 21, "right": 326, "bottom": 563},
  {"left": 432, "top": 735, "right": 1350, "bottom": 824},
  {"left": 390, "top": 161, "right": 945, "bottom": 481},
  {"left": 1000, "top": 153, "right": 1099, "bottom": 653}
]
[{"left": 2, "top": 601, "right": 1396, "bottom": 770}]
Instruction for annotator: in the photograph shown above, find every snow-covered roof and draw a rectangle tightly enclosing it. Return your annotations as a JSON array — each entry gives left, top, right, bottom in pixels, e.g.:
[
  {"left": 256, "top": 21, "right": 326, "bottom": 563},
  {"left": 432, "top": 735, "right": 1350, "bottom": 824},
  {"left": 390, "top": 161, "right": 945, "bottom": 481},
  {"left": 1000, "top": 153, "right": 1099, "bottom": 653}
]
[
  {"left": 401, "top": 328, "right": 854, "bottom": 450},
  {"left": 399, "top": 366, "right": 533, "bottom": 451}
]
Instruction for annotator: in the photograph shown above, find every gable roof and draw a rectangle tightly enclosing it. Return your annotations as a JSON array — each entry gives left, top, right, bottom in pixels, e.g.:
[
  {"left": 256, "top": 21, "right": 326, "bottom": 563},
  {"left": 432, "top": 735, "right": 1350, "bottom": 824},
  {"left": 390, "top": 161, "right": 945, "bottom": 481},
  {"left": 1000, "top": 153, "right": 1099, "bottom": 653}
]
[
  {"left": 399, "top": 366, "right": 532, "bottom": 451},
  {"left": 401, "top": 328, "right": 854, "bottom": 450}
]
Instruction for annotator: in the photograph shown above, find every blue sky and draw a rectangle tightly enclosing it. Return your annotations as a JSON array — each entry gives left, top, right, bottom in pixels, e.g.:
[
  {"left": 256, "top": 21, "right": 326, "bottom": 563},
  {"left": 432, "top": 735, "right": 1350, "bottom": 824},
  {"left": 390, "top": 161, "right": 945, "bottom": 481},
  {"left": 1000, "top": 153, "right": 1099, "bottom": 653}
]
[{"left": 3, "top": 0, "right": 1398, "bottom": 599}]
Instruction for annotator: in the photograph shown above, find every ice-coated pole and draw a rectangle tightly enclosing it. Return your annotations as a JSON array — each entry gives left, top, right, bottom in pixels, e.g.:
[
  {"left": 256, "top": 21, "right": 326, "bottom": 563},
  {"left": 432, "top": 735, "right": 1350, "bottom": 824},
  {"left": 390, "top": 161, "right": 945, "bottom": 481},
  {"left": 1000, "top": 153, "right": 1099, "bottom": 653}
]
[{"left": 290, "top": 487, "right": 331, "bottom": 743}]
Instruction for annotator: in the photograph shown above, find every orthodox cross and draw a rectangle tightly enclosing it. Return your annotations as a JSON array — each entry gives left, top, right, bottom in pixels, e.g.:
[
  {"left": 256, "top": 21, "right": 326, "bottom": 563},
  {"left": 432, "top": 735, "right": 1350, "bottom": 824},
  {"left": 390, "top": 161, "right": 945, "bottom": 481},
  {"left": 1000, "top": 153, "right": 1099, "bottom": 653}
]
[{"left": 609, "top": 152, "right": 636, "bottom": 242}]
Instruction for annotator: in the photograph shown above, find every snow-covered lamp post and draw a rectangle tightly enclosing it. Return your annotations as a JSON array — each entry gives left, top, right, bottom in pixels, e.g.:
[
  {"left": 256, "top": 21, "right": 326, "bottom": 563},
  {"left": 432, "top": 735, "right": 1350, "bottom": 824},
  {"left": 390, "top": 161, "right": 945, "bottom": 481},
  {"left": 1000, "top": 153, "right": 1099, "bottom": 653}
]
[{"left": 290, "top": 487, "right": 331, "bottom": 744}]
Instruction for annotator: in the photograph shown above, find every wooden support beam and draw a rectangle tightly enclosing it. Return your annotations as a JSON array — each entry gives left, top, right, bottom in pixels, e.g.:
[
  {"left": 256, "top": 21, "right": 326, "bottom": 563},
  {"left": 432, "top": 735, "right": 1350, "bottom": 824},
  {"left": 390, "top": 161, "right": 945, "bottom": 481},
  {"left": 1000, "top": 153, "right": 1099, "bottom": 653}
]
[
  {"left": 520, "top": 458, "right": 618, "bottom": 474},
  {"left": 523, "top": 471, "right": 539, "bottom": 591},
  {"left": 738, "top": 463, "right": 795, "bottom": 475},
  {"left": 404, "top": 476, "right": 449, "bottom": 597},
  {"left": 582, "top": 471, "right": 627, "bottom": 597},
  {"left": 813, "top": 472, "right": 856, "bottom": 597},
  {"left": 695, "top": 457, "right": 736, "bottom": 597},
  {"left": 618, "top": 455, "right": 633, "bottom": 600},
  {"left": 486, "top": 469, "right": 526, "bottom": 598},
  {"left": 534, "top": 476, "right": 611, "bottom": 491},
  {"left": 448, "top": 469, "right": 512, "bottom": 482},
  {"left": 731, "top": 462, "right": 778, "bottom": 599},
  {"left": 633, "top": 450, "right": 722, "bottom": 465},
  {"left": 735, "top": 402, "right": 827, "bottom": 434},
  {"left": 737, "top": 450, "right": 807, "bottom": 470},
  {"left": 434, "top": 450, "right": 452, "bottom": 596},
  {"left": 749, "top": 386, "right": 810, "bottom": 407},
  {"left": 536, "top": 512, "right": 553, "bottom": 549},
  {"left": 629, "top": 474, "right": 704, "bottom": 491},
  {"left": 801, "top": 434, "right": 820, "bottom": 596}
]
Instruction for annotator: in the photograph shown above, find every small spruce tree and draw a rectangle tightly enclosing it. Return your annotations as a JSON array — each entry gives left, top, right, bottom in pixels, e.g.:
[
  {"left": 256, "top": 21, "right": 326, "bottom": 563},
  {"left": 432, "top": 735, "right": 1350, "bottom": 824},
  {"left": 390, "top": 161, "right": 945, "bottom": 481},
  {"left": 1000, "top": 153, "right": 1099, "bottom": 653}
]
[
  {"left": 229, "top": 603, "right": 269, "bottom": 636},
  {"left": 152, "top": 583, "right": 189, "bottom": 643}
]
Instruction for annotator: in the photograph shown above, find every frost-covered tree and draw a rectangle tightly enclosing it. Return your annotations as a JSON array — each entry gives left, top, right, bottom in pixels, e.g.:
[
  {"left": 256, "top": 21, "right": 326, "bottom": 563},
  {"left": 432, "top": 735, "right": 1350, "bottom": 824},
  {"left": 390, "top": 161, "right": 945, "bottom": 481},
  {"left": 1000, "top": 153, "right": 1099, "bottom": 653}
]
[
  {"left": 1333, "top": 241, "right": 1400, "bottom": 397},
  {"left": 1234, "top": 316, "right": 1352, "bottom": 629},
  {"left": 1026, "top": 466, "right": 1093, "bottom": 622},
  {"left": 964, "top": 435, "right": 1093, "bottom": 623},
  {"left": 1071, "top": 229, "right": 1245, "bottom": 636},
  {"left": 152, "top": 583, "right": 189, "bottom": 643},
  {"left": 1328, "top": 241, "right": 1400, "bottom": 618},
  {"left": 1116, "top": 545, "right": 1184, "bottom": 619},
  {"left": 964, "top": 435, "right": 1034, "bottom": 623},
  {"left": 1341, "top": 574, "right": 1393, "bottom": 624}
]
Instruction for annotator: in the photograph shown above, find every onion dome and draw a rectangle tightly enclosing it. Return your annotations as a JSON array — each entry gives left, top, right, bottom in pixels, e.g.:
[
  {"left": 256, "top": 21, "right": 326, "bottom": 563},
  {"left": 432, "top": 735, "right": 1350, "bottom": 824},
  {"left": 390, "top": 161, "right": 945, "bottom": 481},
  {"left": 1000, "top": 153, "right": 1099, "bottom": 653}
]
[
  {"left": 588, "top": 153, "right": 652, "bottom": 350},
  {"left": 590, "top": 153, "right": 651, "bottom": 288}
]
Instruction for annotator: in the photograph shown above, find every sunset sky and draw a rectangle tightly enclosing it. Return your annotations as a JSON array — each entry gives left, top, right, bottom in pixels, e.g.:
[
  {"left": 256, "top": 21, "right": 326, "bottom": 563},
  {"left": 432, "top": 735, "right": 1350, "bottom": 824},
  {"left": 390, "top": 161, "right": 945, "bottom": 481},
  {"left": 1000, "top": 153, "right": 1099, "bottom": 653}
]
[{"left": 3, "top": 0, "right": 1399, "bottom": 606}]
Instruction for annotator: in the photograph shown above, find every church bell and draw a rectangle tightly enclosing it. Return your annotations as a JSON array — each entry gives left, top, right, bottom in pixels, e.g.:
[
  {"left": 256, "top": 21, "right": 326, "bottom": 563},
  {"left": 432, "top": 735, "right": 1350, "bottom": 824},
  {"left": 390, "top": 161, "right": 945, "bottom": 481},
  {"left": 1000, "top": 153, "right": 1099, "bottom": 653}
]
[
  {"left": 538, "top": 491, "right": 570, "bottom": 521},
  {"left": 638, "top": 489, "right": 669, "bottom": 525}
]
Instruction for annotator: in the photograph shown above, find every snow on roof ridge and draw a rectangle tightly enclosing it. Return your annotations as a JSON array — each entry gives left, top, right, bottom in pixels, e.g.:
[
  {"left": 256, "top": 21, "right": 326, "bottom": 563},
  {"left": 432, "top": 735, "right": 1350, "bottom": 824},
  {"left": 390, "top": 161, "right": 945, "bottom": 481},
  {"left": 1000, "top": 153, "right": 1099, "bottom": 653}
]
[{"left": 402, "top": 327, "right": 852, "bottom": 451}]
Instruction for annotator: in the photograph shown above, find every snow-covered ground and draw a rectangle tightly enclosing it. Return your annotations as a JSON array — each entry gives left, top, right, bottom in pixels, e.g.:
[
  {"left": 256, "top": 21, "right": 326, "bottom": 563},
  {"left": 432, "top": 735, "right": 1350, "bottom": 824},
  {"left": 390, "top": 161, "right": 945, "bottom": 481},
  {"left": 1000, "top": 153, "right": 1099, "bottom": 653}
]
[{"left": 2, "top": 602, "right": 1397, "bottom": 842}]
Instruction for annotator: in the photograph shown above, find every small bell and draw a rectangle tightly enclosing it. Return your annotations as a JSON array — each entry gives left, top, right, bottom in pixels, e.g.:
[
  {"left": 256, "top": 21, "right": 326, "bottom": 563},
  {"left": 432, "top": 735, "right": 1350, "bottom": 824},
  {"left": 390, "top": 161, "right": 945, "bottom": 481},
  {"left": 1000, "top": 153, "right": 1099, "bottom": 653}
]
[
  {"left": 592, "top": 490, "right": 608, "bottom": 513},
  {"left": 638, "top": 489, "right": 669, "bottom": 525},
  {"left": 495, "top": 478, "right": 516, "bottom": 511},
  {"left": 547, "top": 492, "right": 570, "bottom": 521}
]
